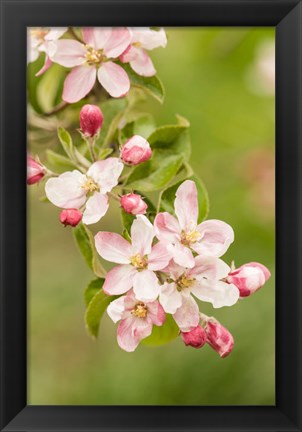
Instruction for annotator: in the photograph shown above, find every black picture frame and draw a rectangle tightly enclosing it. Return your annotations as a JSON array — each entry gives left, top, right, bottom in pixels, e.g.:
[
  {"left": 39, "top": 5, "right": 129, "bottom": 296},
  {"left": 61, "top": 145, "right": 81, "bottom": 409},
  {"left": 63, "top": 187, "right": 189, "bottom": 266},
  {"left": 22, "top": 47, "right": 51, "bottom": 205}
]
[{"left": 0, "top": 0, "right": 301, "bottom": 431}]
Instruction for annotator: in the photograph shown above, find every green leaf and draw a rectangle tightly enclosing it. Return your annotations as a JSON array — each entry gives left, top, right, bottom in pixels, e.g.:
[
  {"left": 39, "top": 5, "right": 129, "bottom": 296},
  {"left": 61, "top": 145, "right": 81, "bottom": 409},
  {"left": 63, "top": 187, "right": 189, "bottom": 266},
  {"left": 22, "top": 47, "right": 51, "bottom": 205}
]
[
  {"left": 57, "top": 126, "right": 74, "bottom": 159},
  {"left": 85, "top": 289, "right": 116, "bottom": 338},
  {"left": 121, "top": 210, "right": 135, "bottom": 236},
  {"left": 97, "top": 98, "right": 127, "bottom": 148},
  {"left": 73, "top": 223, "right": 105, "bottom": 277},
  {"left": 148, "top": 123, "right": 191, "bottom": 161},
  {"left": 120, "top": 63, "right": 165, "bottom": 103},
  {"left": 159, "top": 174, "right": 210, "bottom": 223},
  {"left": 142, "top": 315, "right": 179, "bottom": 346},
  {"left": 46, "top": 150, "right": 78, "bottom": 172},
  {"left": 36, "top": 64, "right": 65, "bottom": 112},
  {"left": 84, "top": 278, "right": 105, "bottom": 307},
  {"left": 126, "top": 152, "right": 184, "bottom": 192},
  {"left": 98, "top": 147, "right": 113, "bottom": 160}
]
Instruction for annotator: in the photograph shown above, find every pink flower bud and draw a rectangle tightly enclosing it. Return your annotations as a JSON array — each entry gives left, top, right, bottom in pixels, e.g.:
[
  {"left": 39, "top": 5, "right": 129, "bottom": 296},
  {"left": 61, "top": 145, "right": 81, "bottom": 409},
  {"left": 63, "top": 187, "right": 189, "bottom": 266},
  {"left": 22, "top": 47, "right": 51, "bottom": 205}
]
[
  {"left": 205, "top": 320, "right": 234, "bottom": 358},
  {"left": 27, "top": 155, "right": 45, "bottom": 185},
  {"left": 120, "top": 193, "right": 148, "bottom": 215},
  {"left": 60, "top": 209, "right": 82, "bottom": 227},
  {"left": 80, "top": 104, "right": 104, "bottom": 137},
  {"left": 120, "top": 135, "right": 152, "bottom": 165},
  {"left": 181, "top": 325, "right": 207, "bottom": 348},
  {"left": 227, "top": 262, "right": 271, "bottom": 297}
]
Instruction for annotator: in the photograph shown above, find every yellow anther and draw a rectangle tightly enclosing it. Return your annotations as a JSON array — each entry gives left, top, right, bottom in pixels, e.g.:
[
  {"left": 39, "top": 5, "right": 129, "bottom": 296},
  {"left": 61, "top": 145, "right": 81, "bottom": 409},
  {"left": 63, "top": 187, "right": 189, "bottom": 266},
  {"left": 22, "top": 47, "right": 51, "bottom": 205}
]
[
  {"left": 130, "top": 253, "right": 148, "bottom": 270},
  {"left": 180, "top": 230, "right": 201, "bottom": 246},
  {"left": 131, "top": 302, "right": 148, "bottom": 318},
  {"left": 81, "top": 177, "right": 100, "bottom": 193},
  {"left": 85, "top": 46, "right": 105, "bottom": 66}
]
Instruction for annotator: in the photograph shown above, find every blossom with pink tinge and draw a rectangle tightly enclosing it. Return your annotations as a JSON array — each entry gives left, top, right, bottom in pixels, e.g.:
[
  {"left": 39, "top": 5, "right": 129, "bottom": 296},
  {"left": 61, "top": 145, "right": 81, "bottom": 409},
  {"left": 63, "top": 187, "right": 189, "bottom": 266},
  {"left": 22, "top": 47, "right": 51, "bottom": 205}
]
[
  {"left": 45, "top": 158, "right": 123, "bottom": 225},
  {"left": 27, "top": 27, "right": 67, "bottom": 76},
  {"left": 227, "top": 262, "right": 271, "bottom": 297},
  {"left": 181, "top": 325, "right": 207, "bottom": 348},
  {"left": 154, "top": 180, "right": 234, "bottom": 268},
  {"left": 95, "top": 215, "right": 171, "bottom": 302},
  {"left": 27, "top": 155, "right": 45, "bottom": 185},
  {"left": 120, "top": 135, "right": 152, "bottom": 165},
  {"left": 49, "top": 27, "right": 132, "bottom": 103},
  {"left": 120, "top": 193, "right": 147, "bottom": 215},
  {"left": 107, "top": 289, "right": 165, "bottom": 352},
  {"left": 205, "top": 319, "right": 234, "bottom": 358},
  {"left": 60, "top": 208, "right": 82, "bottom": 227},
  {"left": 120, "top": 27, "right": 167, "bottom": 77},
  {"left": 80, "top": 104, "right": 104, "bottom": 137},
  {"left": 159, "top": 257, "right": 239, "bottom": 332}
]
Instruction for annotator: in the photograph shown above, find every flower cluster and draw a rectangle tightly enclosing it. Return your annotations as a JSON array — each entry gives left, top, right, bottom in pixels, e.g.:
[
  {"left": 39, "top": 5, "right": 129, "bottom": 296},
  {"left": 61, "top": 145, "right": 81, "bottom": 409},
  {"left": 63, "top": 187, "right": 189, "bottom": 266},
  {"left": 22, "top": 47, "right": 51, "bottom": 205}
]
[
  {"left": 28, "top": 27, "right": 167, "bottom": 103},
  {"left": 27, "top": 27, "right": 271, "bottom": 357}
]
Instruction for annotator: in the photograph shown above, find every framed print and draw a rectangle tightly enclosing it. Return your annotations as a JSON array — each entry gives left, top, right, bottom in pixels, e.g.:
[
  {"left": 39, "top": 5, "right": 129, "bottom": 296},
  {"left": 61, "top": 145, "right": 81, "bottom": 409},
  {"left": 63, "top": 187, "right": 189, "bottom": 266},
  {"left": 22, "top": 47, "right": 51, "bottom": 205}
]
[{"left": 0, "top": 0, "right": 301, "bottom": 431}]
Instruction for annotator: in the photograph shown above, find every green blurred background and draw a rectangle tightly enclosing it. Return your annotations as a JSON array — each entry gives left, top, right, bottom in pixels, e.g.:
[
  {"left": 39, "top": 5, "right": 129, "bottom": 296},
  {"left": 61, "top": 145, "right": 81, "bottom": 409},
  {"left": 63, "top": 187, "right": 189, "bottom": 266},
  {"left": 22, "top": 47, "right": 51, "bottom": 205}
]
[{"left": 28, "top": 28, "right": 275, "bottom": 405}]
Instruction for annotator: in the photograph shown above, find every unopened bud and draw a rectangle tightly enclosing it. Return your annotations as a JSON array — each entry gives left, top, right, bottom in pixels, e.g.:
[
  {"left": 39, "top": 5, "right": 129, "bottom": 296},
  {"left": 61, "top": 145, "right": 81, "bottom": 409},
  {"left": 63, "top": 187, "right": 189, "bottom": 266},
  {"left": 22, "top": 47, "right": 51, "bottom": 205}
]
[
  {"left": 205, "top": 319, "right": 234, "bottom": 358},
  {"left": 80, "top": 104, "right": 104, "bottom": 137},
  {"left": 60, "top": 208, "right": 82, "bottom": 227},
  {"left": 27, "top": 155, "right": 45, "bottom": 185},
  {"left": 120, "top": 193, "right": 147, "bottom": 215},
  {"left": 181, "top": 325, "right": 207, "bottom": 348},
  {"left": 227, "top": 262, "right": 271, "bottom": 297},
  {"left": 120, "top": 135, "right": 152, "bottom": 165}
]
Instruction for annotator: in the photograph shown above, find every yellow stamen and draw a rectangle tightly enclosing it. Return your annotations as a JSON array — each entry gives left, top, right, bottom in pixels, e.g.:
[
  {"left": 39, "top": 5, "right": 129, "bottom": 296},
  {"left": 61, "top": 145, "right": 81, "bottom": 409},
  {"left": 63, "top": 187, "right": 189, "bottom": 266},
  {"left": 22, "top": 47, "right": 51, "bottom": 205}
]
[
  {"left": 131, "top": 302, "right": 148, "bottom": 318},
  {"left": 130, "top": 253, "right": 148, "bottom": 270},
  {"left": 180, "top": 229, "right": 201, "bottom": 246},
  {"left": 177, "top": 274, "right": 196, "bottom": 291},
  {"left": 85, "top": 45, "right": 105, "bottom": 66},
  {"left": 81, "top": 177, "right": 100, "bottom": 193},
  {"left": 30, "top": 28, "right": 48, "bottom": 42}
]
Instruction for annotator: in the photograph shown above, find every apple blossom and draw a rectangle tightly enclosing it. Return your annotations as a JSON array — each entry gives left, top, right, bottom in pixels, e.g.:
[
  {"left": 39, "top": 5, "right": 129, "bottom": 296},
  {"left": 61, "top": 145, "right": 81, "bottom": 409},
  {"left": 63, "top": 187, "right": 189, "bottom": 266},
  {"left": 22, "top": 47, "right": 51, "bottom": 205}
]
[
  {"left": 120, "top": 27, "right": 167, "bottom": 77},
  {"left": 50, "top": 27, "right": 132, "bottom": 103},
  {"left": 120, "top": 135, "right": 152, "bottom": 165},
  {"left": 94, "top": 215, "right": 171, "bottom": 302},
  {"left": 204, "top": 319, "right": 234, "bottom": 358},
  {"left": 60, "top": 208, "right": 82, "bottom": 227},
  {"left": 227, "top": 262, "right": 271, "bottom": 297},
  {"left": 80, "top": 104, "right": 104, "bottom": 138},
  {"left": 45, "top": 158, "right": 123, "bottom": 225},
  {"left": 27, "top": 155, "right": 45, "bottom": 185},
  {"left": 107, "top": 289, "right": 165, "bottom": 352},
  {"left": 27, "top": 27, "right": 67, "bottom": 76},
  {"left": 155, "top": 180, "right": 234, "bottom": 268},
  {"left": 159, "top": 257, "right": 239, "bottom": 332},
  {"left": 120, "top": 193, "right": 148, "bottom": 215},
  {"left": 181, "top": 324, "right": 207, "bottom": 348}
]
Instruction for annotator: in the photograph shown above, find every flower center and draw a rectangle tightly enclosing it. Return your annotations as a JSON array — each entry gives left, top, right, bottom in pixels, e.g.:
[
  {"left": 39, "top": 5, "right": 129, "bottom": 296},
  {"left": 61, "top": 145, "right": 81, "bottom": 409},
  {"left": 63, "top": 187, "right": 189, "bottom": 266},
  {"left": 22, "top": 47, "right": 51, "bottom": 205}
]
[
  {"left": 85, "top": 45, "right": 105, "bottom": 66},
  {"left": 131, "top": 302, "right": 148, "bottom": 318},
  {"left": 30, "top": 28, "right": 48, "bottom": 42},
  {"left": 180, "top": 229, "right": 201, "bottom": 246},
  {"left": 81, "top": 177, "right": 100, "bottom": 193},
  {"left": 130, "top": 253, "right": 148, "bottom": 270},
  {"left": 176, "top": 274, "right": 196, "bottom": 291}
]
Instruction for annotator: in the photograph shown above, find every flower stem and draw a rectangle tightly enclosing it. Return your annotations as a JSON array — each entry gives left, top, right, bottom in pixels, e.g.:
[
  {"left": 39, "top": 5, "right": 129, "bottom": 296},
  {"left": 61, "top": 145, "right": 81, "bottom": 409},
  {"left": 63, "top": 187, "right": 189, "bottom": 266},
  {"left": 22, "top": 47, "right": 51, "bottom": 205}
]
[{"left": 44, "top": 101, "right": 69, "bottom": 117}]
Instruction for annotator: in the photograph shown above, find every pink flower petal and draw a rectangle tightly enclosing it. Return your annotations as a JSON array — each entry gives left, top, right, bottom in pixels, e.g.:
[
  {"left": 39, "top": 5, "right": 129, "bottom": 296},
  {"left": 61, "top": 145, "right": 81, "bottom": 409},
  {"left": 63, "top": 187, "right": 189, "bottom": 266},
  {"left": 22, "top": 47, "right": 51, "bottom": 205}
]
[
  {"left": 132, "top": 316, "right": 153, "bottom": 340},
  {"left": 35, "top": 55, "right": 52, "bottom": 76},
  {"left": 87, "top": 158, "right": 123, "bottom": 194},
  {"left": 148, "top": 242, "right": 171, "bottom": 271},
  {"left": 130, "top": 215, "right": 154, "bottom": 256},
  {"left": 107, "top": 296, "right": 126, "bottom": 323},
  {"left": 104, "top": 27, "right": 132, "bottom": 58},
  {"left": 94, "top": 232, "right": 132, "bottom": 264},
  {"left": 194, "top": 219, "right": 235, "bottom": 257},
  {"left": 82, "top": 27, "right": 112, "bottom": 49},
  {"left": 132, "top": 28, "right": 167, "bottom": 50},
  {"left": 82, "top": 192, "right": 109, "bottom": 225},
  {"left": 50, "top": 39, "right": 86, "bottom": 67},
  {"left": 167, "top": 242, "right": 195, "bottom": 268},
  {"left": 147, "top": 301, "right": 166, "bottom": 326},
  {"left": 45, "top": 170, "right": 87, "bottom": 209},
  {"left": 103, "top": 265, "right": 136, "bottom": 295},
  {"left": 121, "top": 45, "right": 156, "bottom": 77},
  {"left": 117, "top": 317, "right": 141, "bottom": 352},
  {"left": 97, "top": 61, "right": 130, "bottom": 98},
  {"left": 44, "top": 28, "right": 67, "bottom": 41},
  {"left": 191, "top": 280, "right": 239, "bottom": 308},
  {"left": 174, "top": 180, "right": 198, "bottom": 231},
  {"left": 63, "top": 65, "right": 96, "bottom": 103},
  {"left": 189, "top": 256, "right": 230, "bottom": 281},
  {"left": 173, "top": 295, "right": 200, "bottom": 332},
  {"left": 159, "top": 282, "right": 182, "bottom": 314},
  {"left": 133, "top": 269, "right": 160, "bottom": 302},
  {"left": 154, "top": 212, "right": 181, "bottom": 244}
]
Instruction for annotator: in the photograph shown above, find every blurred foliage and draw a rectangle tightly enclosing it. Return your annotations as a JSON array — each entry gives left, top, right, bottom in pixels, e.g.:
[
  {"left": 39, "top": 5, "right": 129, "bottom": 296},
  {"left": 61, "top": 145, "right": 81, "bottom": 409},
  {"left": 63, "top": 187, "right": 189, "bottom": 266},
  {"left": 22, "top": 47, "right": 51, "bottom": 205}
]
[{"left": 28, "top": 28, "right": 275, "bottom": 405}]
